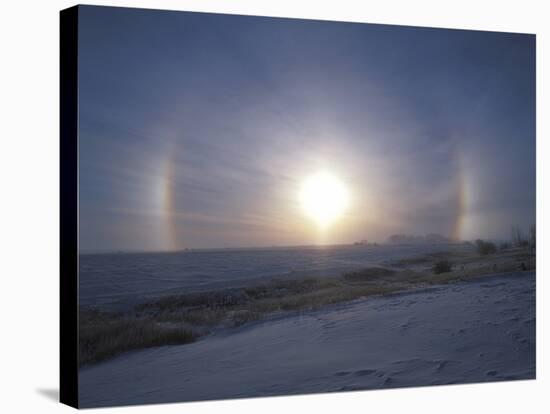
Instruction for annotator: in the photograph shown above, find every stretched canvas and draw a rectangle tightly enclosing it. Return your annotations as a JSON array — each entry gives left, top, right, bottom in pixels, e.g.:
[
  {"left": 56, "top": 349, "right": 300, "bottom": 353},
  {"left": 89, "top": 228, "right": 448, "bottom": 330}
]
[{"left": 60, "top": 4, "right": 536, "bottom": 408}]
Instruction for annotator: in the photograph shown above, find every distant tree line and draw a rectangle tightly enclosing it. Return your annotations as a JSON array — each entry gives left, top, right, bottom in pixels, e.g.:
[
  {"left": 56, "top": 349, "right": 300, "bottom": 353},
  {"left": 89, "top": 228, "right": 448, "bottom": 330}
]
[
  {"left": 474, "top": 224, "right": 535, "bottom": 256},
  {"left": 511, "top": 224, "right": 536, "bottom": 250}
]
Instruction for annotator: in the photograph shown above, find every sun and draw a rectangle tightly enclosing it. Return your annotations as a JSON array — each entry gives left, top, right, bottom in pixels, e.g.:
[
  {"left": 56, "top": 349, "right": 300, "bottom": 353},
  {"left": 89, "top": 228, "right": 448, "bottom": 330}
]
[{"left": 299, "top": 171, "right": 350, "bottom": 229}]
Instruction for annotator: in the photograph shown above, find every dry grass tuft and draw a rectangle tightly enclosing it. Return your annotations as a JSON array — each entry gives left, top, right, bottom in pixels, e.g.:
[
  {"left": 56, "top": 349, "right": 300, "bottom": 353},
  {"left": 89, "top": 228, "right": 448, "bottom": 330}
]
[{"left": 79, "top": 310, "right": 198, "bottom": 366}]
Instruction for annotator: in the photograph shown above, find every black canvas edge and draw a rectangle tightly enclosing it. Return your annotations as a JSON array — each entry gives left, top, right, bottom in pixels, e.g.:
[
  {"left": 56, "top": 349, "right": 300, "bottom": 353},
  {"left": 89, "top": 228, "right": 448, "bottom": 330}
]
[{"left": 60, "top": 5, "right": 79, "bottom": 409}]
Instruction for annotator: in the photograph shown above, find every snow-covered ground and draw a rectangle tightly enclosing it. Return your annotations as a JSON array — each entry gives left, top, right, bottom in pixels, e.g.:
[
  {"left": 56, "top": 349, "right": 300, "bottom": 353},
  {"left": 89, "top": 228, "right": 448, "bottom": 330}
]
[
  {"left": 79, "top": 244, "right": 469, "bottom": 309},
  {"left": 79, "top": 271, "right": 535, "bottom": 408}
]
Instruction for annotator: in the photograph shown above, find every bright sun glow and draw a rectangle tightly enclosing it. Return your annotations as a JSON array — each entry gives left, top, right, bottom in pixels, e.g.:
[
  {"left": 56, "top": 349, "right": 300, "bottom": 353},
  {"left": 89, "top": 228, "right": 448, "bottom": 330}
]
[{"left": 299, "top": 171, "right": 350, "bottom": 229}]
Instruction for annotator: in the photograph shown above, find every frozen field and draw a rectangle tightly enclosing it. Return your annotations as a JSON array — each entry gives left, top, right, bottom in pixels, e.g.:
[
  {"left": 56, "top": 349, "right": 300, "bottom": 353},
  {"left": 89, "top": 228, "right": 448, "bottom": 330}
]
[
  {"left": 79, "top": 271, "right": 535, "bottom": 407},
  {"left": 79, "top": 244, "right": 466, "bottom": 309}
]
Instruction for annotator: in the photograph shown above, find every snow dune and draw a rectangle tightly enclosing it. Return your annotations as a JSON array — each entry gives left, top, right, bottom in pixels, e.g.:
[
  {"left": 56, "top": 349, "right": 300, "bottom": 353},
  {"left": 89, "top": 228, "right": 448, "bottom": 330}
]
[{"left": 79, "top": 272, "right": 535, "bottom": 408}]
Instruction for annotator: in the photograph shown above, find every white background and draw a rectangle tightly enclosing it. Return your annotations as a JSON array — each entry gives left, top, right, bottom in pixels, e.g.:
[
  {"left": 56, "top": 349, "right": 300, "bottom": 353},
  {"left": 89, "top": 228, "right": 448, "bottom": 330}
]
[{"left": 0, "top": 0, "right": 547, "bottom": 412}]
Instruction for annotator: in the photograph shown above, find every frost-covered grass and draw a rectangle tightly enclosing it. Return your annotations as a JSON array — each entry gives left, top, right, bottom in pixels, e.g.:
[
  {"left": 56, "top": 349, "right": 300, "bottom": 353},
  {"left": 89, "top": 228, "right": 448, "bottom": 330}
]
[
  {"left": 79, "top": 310, "right": 198, "bottom": 366},
  {"left": 136, "top": 276, "right": 397, "bottom": 326}
]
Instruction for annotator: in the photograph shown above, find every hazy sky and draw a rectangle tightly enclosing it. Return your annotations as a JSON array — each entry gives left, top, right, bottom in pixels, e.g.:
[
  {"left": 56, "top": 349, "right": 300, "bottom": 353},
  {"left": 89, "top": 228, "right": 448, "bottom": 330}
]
[{"left": 78, "top": 6, "right": 535, "bottom": 252}]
